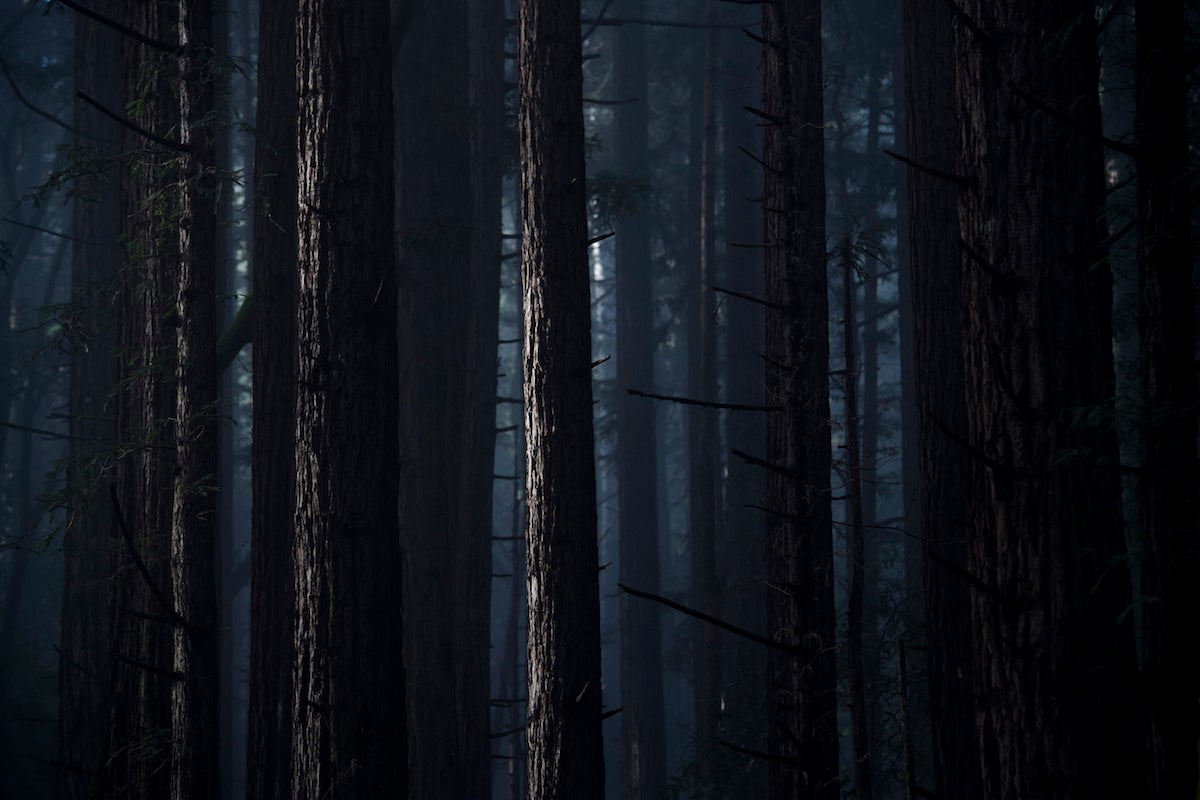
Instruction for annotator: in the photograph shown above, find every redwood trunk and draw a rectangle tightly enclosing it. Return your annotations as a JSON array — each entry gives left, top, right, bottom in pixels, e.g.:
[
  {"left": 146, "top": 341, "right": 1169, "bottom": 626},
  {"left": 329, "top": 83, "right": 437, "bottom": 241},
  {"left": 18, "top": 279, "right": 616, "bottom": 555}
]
[
  {"left": 247, "top": 0, "right": 297, "bottom": 795},
  {"left": 291, "top": 0, "right": 406, "bottom": 794},
  {"left": 954, "top": 2, "right": 1142, "bottom": 796},
  {"left": 517, "top": 0, "right": 606, "bottom": 794},
  {"left": 761, "top": 2, "right": 837, "bottom": 798}
]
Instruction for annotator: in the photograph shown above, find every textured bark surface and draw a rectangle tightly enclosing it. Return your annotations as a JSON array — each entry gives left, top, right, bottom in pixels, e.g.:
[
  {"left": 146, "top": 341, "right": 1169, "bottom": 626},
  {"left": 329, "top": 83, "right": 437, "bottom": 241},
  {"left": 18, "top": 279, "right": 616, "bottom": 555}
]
[
  {"left": 613, "top": 0, "right": 667, "bottom": 796},
  {"left": 291, "top": 0, "right": 405, "bottom": 795},
  {"left": 102, "top": 2, "right": 183, "bottom": 794},
  {"left": 1135, "top": 1, "right": 1200, "bottom": 795},
  {"left": 900, "top": 0, "right": 977, "bottom": 796},
  {"left": 247, "top": 0, "right": 298, "bottom": 796},
  {"left": 59, "top": 5, "right": 120, "bottom": 796},
  {"left": 518, "top": 0, "right": 606, "bottom": 795},
  {"left": 394, "top": 1, "right": 490, "bottom": 795},
  {"left": 169, "top": 1, "right": 220, "bottom": 796},
  {"left": 761, "top": 2, "right": 837, "bottom": 799},
  {"left": 842, "top": 246, "right": 872, "bottom": 800},
  {"left": 954, "top": 2, "right": 1141, "bottom": 797}
]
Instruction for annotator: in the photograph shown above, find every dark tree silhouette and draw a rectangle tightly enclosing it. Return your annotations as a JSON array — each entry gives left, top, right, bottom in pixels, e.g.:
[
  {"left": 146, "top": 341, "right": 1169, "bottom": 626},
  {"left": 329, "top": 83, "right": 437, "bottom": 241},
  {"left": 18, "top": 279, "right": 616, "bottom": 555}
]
[
  {"left": 953, "top": 1, "right": 1142, "bottom": 796},
  {"left": 761, "top": 1, "right": 838, "bottom": 798},
  {"left": 1135, "top": 1, "right": 1200, "bottom": 795},
  {"left": 247, "top": 0, "right": 298, "bottom": 795},
  {"left": 901, "top": 0, "right": 979, "bottom": 796}
]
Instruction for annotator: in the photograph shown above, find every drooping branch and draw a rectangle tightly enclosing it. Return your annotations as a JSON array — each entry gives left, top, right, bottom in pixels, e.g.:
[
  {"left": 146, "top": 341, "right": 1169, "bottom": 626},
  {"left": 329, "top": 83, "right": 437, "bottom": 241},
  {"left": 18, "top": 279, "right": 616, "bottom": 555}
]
[
  {"left": 109, "top": 484, "right": 190, "bottom": 633},
  {"left": 626, "top": 387, "right": 782, "bottom": 412},
  {"left": 730, "top": 446, "right": 792, "bottom": 476},
  {"left": 76, "top": 91, "right": 189, "bottom": 153},
  {"left": 55, "top": 0, "right": 177, "bottom": 53},
  {"left": 712, "top": 283, "right": 787, "bottom": 311},
  {"left": 1007, "top": 82, "right": 1139, "bottom": 159},
  {"left": 883, "top": 149, "right": 969, "bottom": 185},
  {"left": 618, "top": 582, "right": 802, "bottom": 654}
]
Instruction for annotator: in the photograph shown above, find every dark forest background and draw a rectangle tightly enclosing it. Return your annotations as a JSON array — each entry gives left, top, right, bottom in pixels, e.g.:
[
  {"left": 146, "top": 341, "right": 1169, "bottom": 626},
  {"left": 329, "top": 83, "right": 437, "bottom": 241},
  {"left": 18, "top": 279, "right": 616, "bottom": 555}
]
[{"left": 0, "top": 0, "right": 1196, "bottom": 798}]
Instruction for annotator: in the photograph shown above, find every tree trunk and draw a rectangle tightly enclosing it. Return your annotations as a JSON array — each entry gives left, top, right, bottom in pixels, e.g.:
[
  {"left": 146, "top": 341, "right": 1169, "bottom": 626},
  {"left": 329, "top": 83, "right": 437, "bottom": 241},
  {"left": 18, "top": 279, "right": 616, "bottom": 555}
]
[
  {"left": 719, "top": 14, "right": 766, "bottom": 778},
  {"left": 689, "top": 1, "right": 722, "bottom": 793},
  {"left": 247, "top": 0, "right": 298, "bottom": 796},
  {"left": 291, "top": 0, "right": 406, "bottom": 794},
  {"left": 169, "top": 1, "right": 221, "bottom": 795},
  {"left": 395, "top": 0, "right": 490, "bottom": 796},
  {"left": 761, "top": 2, "right": 837, "bottom": 798},
  {"left": 103, "top": 2, "right": 186, "bottom": 793},
  {"left": 900, "top": 0, "right": 978, "bottom": 795},
  {"left": 953, "top": 2, "right": 1142, "bottom": 796},
  {"left": 842, "top": 241, "right": 873, "bottom": 800},
  {"left": 1135, "top": 1, "right": 1200, "bottom": 795},
  {"left": 517, "top": 0, "right": 606, "bottom": 794},
  {"left": 613, "top": 1, "right": 667, "bottom": 797},
  {"left": 59, "top": 5, "right": 120, "bottom": 794}
]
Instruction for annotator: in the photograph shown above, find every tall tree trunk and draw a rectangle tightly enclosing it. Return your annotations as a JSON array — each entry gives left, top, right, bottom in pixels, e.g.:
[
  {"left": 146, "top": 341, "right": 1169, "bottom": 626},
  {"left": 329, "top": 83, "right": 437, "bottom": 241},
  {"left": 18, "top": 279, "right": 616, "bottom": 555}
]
[
  {"left": 689, "top": 1, "right": 721, "bottom": 793},
  {"left": 1135, "top": 1, "right": 1200, "bottom": 795},
  {"left": 247, "top": 0, "right": 298, "bottom": 795},
  {"left": 761, "top": 2, "right": 837, "bottom": 798},
  {"left": 953, "top": 2, "right": 1141, "bottom": 797},
  {"left": 720, "top": 14, "right": 766, "bottom": 776},
  {"left": 890, "top": 13, "right": 930, "bottom": 792},
  {"left": 59, "top": 5, "right": 120, "bottom": 794},
  {"left": 103, "top": 3, "right": 186, "bottom": 793},
  {"left": 517, "top": 0, "right": 605, "bottom": 794},
  {"left": 291, "top": 0, "right": 406, "bottom": 794},
  {"left": 395, "top": 0, "right": 490, "bottom": 796},
  {"left": 613, "top": 1, "right": 667, "bottom": 797},
  {"left": 842, "top": 241, "right": 873, "bottom": 800},
  {"left": 169, "top": 1, "right": 221, "bottom": 795},
  {"left": 900, "top": 0, "right": 977, "bottom": 795}
]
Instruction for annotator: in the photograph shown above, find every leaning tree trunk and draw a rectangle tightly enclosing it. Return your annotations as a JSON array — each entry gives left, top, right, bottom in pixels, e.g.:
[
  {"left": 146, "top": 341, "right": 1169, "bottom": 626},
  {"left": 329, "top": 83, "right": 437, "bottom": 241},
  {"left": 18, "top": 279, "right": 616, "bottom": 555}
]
[
  {"left": 953, "top": 2, "right": 1143, "bottom": 797},
  {"left": 1135, "top": 1, "right": 1200, "bottom": 795},
  {"left": 761, "top": 2, "right": 838, "bottom": 799},
  {"left": 291, "top": 0, "right": 406, "bottom": 795},
  {"left": 517, "top": 0, "right": 606, "bottom": 795},
  {"left": 247, "top": 0, "right": 297, "bottom": 795}
]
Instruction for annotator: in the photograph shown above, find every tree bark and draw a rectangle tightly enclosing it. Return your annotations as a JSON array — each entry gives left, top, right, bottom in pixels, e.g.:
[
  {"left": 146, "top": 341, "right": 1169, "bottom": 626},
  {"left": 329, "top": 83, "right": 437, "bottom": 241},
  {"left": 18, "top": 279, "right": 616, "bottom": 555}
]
[
  {"left": 900, "top": 0, "right": 978, "bottom": 794},
  {"left": 517, "top": 0, "right": 606, "bottom": 795},
  {"left": 291, "top": 0, "right": 406, "bottom": 794},
  {"left": 953, "top": 2, "right": 1142, "bottom": 796},
  {"left": 247, "top": 0, "right": 298, "bottom": 796},
  {"left": 103, "top": 3, "right": 186, "bottom": 793},
  {"left": 761, "top": 2, "right": 837, "bottom": 798},
  {"left": 1135, "top": 1, "right": 1200, "bottom": 795},
  {"left": 169, "top": 1, "right": 221, "bottom": 795},
  {"left": 613, "top": 0, "right": 667, "bottom": 797},
  {"left": 842, "top": 241, "right": 872, "bottom": 800},
  {"left": 59, "top": 5, "right": 120, "bottom": 794},
  {"left": 395, "top": 0, "right": 490, "bottom": 796}
]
